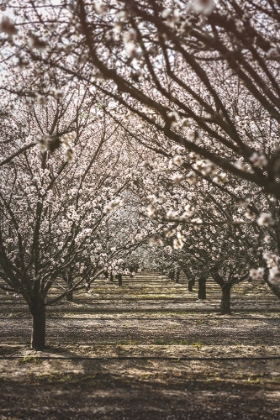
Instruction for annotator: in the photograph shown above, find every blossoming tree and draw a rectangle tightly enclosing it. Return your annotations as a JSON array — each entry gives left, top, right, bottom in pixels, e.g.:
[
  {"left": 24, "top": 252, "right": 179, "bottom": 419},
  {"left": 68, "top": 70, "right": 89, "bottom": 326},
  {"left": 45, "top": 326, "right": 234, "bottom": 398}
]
[{"left": 0, "top": 87, "right": 152, "bottom": 349}]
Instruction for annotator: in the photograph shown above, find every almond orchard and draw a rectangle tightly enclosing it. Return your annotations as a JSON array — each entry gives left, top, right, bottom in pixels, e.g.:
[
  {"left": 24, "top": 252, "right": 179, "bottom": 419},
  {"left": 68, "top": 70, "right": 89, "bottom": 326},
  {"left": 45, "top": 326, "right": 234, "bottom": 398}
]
[{"left": 1, "top": 1, "right": 280, "bottom": 419}]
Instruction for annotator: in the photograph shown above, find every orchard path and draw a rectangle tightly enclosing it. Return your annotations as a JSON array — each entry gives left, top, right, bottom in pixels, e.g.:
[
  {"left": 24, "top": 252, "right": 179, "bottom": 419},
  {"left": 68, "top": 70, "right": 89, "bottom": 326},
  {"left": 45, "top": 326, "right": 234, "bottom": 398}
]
[{"left": 1, "top": 271, "right": 280, "bottom": 419}]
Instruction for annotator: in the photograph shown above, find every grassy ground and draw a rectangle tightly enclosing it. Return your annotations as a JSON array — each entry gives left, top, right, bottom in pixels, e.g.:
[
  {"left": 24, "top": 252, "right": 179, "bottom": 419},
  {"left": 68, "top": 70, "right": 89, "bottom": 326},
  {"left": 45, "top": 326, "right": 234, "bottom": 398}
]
[{"left": 1, "top": 272, "right": 280, "bottom": 419}]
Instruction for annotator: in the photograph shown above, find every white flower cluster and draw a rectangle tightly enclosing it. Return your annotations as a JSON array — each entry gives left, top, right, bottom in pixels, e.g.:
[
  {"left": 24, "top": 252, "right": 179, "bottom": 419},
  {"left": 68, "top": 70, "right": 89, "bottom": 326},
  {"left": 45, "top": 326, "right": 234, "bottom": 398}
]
[
  {"left": 263, "top": 251, "right": 278, "bottom": 268},
  {"left": 164, "top": 245, "right": 173, "bottom": 255},
  {"left": 161, "top": 8, "right": 180, "bottom": 26},
  {"left": 234, "top": 158, "right": 252, "bottom": 172},
  {"left": 186, "top": 171, "right": 197, "bottom": 185},
  {"left": 166, "top": 229, "right": 176, "bottom": 238},
  {"left": 264, "top": 235, "right": 271, "bottom": 244},
  {"left": 95, "top": 2, "right": 107, "bottom": 15},
  {"left": 173, "top": 231, "right": 185, "bottom": 249},
  {"left": 104, "top": 198, "right": 123, "bottom": 214},
  {"left": 192, "top": 0, "right": 216, "bottom": 15},
  {"left": 61, "top": 132, "right": 76, "bottom": 162},
  {"left": 263, "top": 251, "right": 280, "bottom": 285},
  {"left": 172, "top": 155, "right": 184, "bottom": 167},
  {"left": 49, "top": 88, "right": 63, "bottom": 99},
  {"left": 149, "top": 237, "right": 163, "bottom": 247},
  {"left": 121, "top": 26, "right": 142, "bottom": 59},
  {"left": 147, "top": 203, "right": 156, "bottom": 218},
  {"left": 267, "top": 47, "right": 279, "bottom": 58},
  {"left": 257, "top": 212, "right": 273, "bottom": 227},
  {"left": 193, "top": 160, "right": 217, "bottom": 177},
  {"left": 249, "top": 152, "right": 268, "bottom": 168},
  {"left": 213, "top": 172, "right": 228, "bottom": 185},
  {"left": 249, "top": 267, "right": 264, "bottom": 281},
  {"left": 171, "top": 172, "right": 184, "bottom": 184},
  {"left": 269, "top": 266, "right": 280, "bottom": 285},
  {"left": 123, "top": 28, "right": 137, "bottom": 44}
]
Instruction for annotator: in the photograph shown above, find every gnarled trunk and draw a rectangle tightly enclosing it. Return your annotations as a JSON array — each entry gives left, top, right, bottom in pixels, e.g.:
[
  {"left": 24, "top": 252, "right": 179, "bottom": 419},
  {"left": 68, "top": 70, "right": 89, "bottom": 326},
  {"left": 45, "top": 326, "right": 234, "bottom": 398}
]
[
  {"left": 198, "top": 277, "right": 206, "bottom": 299},
  {"left": 221, "top": 284, "right": 232, "bottom": 315},
  {"left": 29, "top": 300, "right": 46, "bottom": 350}
]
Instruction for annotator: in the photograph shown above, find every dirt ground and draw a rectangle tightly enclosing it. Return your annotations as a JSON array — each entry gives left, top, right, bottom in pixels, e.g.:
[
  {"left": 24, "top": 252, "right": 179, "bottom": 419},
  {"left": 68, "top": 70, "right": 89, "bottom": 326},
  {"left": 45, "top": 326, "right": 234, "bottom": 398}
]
[{"left": 1, "top": 272, "right": 280, "bottom": 419}]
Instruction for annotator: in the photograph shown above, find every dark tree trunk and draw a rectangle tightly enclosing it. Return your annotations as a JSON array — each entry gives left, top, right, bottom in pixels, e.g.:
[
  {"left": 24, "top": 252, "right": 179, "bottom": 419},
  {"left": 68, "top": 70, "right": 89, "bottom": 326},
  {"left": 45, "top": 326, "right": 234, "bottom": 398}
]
[
  {"left": 175, "top": 270, "right": 180, "bottom": 283},
  {"left": 29, "top": 300, "right": 46, "bottom": 350},
  {"left": 221, "top": 284, "right": 232, "bottom": 315},
  {"left": 117, "top": 273, "right": 122, "bottom": 286},
  {"left": 66, "top": 290, "right": 73, "bottom": 301},
  {"left": 198, "top": 277, "right": 206, "bottom": 300},
  {"left": 169, "top": 269, "right": 175, "bottom": 281},
  {"left": 188, "top": 278, "right": 195, "bottom": 292},
  {"left": 66, "top": 277, "right": 74, "bottom": 301},
  {"left": 63, "top": 273, "right": 73, "bottom": 301},
  {"left": 110, "top": 272, "right": 114, "bottom": 282}
]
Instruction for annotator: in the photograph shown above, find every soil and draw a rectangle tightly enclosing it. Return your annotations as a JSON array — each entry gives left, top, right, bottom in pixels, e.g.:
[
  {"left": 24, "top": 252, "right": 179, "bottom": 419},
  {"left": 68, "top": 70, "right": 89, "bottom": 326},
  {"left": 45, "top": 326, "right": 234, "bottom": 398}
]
[{"left": 1, "top": 272, "right": 280, "bottom": 419}]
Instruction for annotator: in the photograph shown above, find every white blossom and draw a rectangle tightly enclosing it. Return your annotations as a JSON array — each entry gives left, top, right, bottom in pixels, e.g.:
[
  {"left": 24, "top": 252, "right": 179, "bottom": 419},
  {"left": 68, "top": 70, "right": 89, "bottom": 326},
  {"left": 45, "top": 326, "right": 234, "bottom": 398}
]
[
  {"left": 267, "top": 48, "right": 279, "bottom": 58},
  {"left": 269, "top": 266, "right": 280, "bottom": 285},
  {"left": 192, "top": 0, "right": 216, "bottom": 15},
  {"left": 149, "top": 237, "right": 163, "bottom": 246},
  {"left": 264, "top": 235, "right": 271, "bottom": 244},
  {"left": 249, "top": 267, "right": 264, "bottom": 281},
  {"left": 263, "top": 251, "right": 278, "bottom": 268},
  {"left": 171, "top": 173, "right": 184, "bottom": 183},
  {"left": 162, "top": 8, "right": 172, "bottom": 19},
  {"left": 173, "top": 238, "right": 184, "bottom": 249},
  {"left": 147, "top": 204, "right": 156, "bottom": 218},
  {"left": 183, "top": 204, "right": 195, "bottom": 217},
  {"left": 186, "top": 171, "right": 197, "bottom": 185},
  {"left": 257, "top": 213, "right": 273, "bottom": 227},
  {"left": 166, "top": 229, "right": 176, "bottom": 238},
  {"left": 95, "top": 2, "right": 107, "bottom": 15},
  {"left": 123, "top": 28, "right": 137, "bottom": 44},
  {"left": 249, "top": 152, "right": 268, "bottom": 168},
  {"left": 172, "top": 155, "right": 184, "bottom": 166}
]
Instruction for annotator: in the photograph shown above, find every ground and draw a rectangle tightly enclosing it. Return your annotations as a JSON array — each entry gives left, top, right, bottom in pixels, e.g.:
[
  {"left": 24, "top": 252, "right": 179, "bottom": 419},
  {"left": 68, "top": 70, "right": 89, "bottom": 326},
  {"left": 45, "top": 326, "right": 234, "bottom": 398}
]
[{"left": 1, "top": 272, "right": 280, "bottom": 419}]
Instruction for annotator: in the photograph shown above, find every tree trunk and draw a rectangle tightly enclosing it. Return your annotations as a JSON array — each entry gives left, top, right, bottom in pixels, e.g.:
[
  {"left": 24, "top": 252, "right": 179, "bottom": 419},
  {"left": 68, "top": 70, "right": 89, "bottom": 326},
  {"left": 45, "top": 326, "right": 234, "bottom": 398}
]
[
  {"left": 198, "top": 277, "right": 206, "bottom": 299},
  {"left": 221, "top": 284, "right": 231, "bottom": 315},
  {"left": 66, "top": 277, "right": 74, "bottom": 301},
  {"left": 117, "top": 273, "right": 122, "bottom": 286},
  {"left": 175, "top": 270, "right": 180, "bottom": 283},
  {"left": 30, "top": 300, "right": 46, "bottom": 350},
  {"left": 66, "top": 290, "right": 73, "bottom": 301},
  {"left": 110, "top": 272, "right": 114, "bottom": 282},
  {"left": 63, "top": 273, "right": 73, "bottom": 301},
  {"left": 188, "top": 278, "right": 195, "bottom": 292}
]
